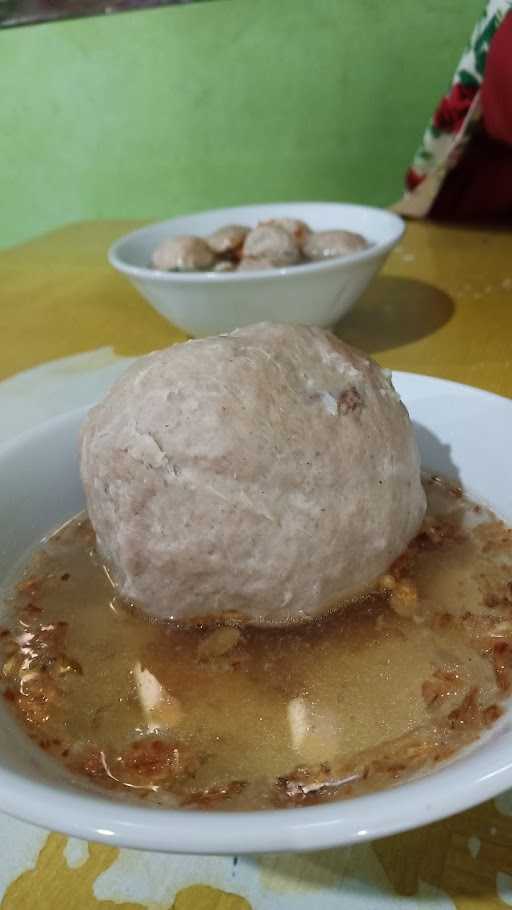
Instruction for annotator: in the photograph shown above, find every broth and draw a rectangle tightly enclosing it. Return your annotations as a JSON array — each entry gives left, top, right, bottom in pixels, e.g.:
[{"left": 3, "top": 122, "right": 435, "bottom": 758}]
[{"left": 1, "top": 477, "right": 511, "bottom": 810}]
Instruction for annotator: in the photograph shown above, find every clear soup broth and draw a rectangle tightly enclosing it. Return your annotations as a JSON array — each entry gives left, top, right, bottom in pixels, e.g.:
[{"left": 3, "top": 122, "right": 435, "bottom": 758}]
[{"left": 1, "top": 476, "right": 512, "bottom": 811}]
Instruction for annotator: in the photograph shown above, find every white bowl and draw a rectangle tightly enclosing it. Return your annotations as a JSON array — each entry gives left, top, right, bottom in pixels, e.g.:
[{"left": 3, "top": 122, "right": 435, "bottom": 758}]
[
  {"left": 108, "top": 203, "right": 404, "bottom": 336},
  {"left": 0, "top": 373, "right": 511, "bottom": 854}
]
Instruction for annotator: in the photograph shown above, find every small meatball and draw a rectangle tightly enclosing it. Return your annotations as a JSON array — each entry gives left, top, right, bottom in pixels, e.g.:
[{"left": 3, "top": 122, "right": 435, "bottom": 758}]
[
  {"left": 242, "top": 224, "right": 301, "bottom": 268},
  {"left": 237, "top": 257, "right": 279, "bottom": 271},
  {"left": 151, "top": 236, "right": 215, "bottom": 272},
  {"left": 261, "top": 218, "right": 311, "bottom": 248},
  {"left": 303, "top": 230, "right": 368, "bottom": 262},
  {"left": 208, "top": 225, "right": 249, "bottom": 258},
  {"left": 213, "top": 260, "right": 237, "bottom": 273}
]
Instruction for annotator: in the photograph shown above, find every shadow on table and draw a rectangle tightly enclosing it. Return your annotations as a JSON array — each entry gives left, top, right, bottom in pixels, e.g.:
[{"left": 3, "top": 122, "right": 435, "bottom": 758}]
[
  {"left": 413, "top": 422, "right": 462, "bottom": 485},
  {"left": 244, "top": 846, "right": 382, "bottom": 898},
  {"left": 245, "top": 795, "right": 512, "bottom": 904},
  {"left": 336, "top": 276, "right": 454, "bottom": 354}
]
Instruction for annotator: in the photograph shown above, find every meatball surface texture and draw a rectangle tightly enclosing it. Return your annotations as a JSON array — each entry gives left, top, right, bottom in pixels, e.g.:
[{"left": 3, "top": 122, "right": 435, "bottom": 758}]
[{"left": 81, "top": 324, "right": 425, "bottom": 623}]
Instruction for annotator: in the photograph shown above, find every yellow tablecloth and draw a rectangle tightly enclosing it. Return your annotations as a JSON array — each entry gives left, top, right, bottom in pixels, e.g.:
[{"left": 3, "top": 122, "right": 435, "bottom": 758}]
[{"left": 1, "top": 219, "right": 512, "bottom": 910}]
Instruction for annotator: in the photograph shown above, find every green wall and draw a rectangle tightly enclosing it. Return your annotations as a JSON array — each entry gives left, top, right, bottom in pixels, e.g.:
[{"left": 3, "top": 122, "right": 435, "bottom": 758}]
[{"left": 0, "top": 0, "right": 483, "bottom": 248}]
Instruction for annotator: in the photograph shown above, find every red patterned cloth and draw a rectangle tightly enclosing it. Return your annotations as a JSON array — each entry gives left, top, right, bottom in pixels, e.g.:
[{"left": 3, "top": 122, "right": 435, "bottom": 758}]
[
  {"left": 432, "top": 10, "right": 512, "bottom": 220},
  {"left": 394, "top": 1, "right": 512, "bottom": 221}
]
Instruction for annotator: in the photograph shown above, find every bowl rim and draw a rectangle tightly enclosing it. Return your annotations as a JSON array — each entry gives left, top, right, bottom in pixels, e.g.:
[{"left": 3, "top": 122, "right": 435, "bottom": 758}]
[
  {"left": 0, "top": 730, "right": 510, "bottom": 855},
  {"left": 0, "top": 374, "right": 511, "bottom": 855},
  {"left": 108, "top": 201, "right": 405, "bottom": 284}
]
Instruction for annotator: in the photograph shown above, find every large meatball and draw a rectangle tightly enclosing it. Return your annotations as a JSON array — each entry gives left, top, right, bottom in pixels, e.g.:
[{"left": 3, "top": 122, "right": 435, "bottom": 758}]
[{"left": 80, "top": 324, "right": 425, "bottom": 624}]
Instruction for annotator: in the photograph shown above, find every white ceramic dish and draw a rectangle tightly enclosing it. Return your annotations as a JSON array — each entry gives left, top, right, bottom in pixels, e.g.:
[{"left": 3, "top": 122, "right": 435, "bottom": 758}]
[
  {"left": 108, "top": 203, "right": 404, "bottom": 336},
  {"left": 0, "top": 372, "right": 511, "bottom": 855}
]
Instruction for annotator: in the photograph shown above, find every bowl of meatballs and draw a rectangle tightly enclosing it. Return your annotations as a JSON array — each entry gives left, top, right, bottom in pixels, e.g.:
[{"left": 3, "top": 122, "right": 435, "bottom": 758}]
[{"left": 108, "top": 202, "right": 404, "bottom": 336}]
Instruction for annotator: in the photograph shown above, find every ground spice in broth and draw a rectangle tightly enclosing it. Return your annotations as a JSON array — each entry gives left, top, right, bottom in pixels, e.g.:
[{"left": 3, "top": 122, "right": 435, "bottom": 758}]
[{"left": 1, "top": 476, "right": 512, "bottom": 811}]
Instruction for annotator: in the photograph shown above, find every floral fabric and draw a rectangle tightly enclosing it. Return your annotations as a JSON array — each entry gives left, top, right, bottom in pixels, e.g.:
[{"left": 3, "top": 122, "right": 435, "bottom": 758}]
[{"left": 394, "top": 0, "right": 512, "bottom": 217}]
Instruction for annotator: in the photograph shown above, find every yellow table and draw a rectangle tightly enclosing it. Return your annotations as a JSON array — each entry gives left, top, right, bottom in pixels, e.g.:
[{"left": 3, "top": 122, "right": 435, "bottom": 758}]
[{"left": 1, "top": 219, "right": 512, "bottom": 910}]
